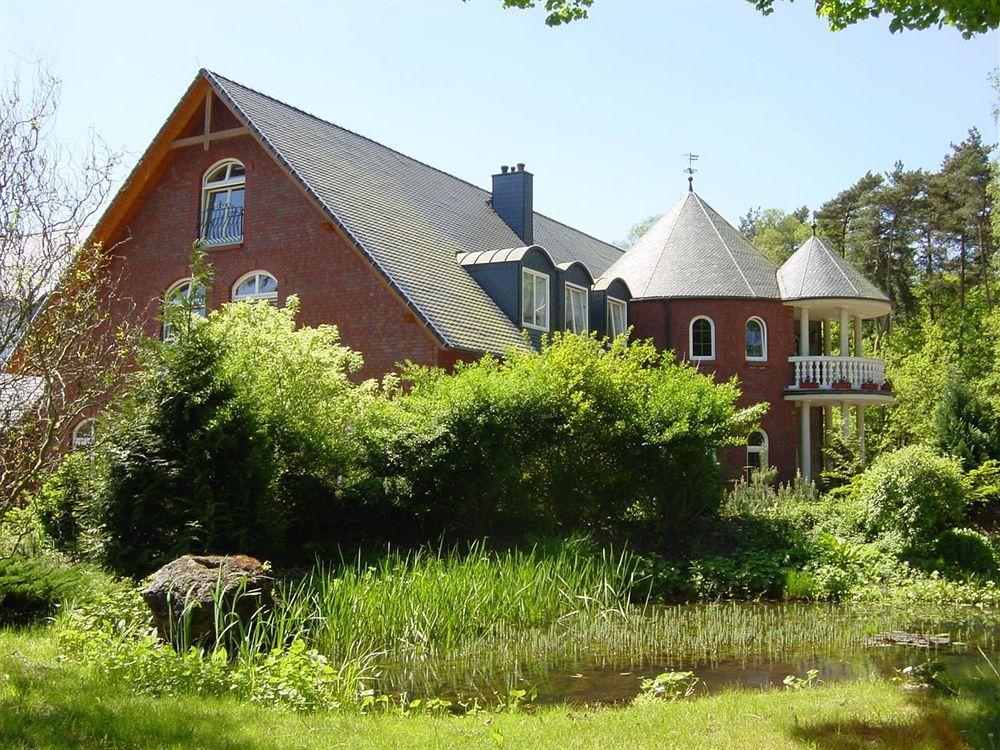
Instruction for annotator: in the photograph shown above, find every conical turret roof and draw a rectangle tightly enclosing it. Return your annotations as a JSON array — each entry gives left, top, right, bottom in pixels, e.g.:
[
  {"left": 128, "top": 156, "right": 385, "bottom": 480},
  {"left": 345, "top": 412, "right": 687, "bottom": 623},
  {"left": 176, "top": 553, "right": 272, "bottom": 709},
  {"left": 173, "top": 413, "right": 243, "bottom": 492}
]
[
  {"left": 602, "top": 192, "right": 781, "bottom": 299},
  {"left": 778, "top": 235, "right": 889, "bottom": 304}
]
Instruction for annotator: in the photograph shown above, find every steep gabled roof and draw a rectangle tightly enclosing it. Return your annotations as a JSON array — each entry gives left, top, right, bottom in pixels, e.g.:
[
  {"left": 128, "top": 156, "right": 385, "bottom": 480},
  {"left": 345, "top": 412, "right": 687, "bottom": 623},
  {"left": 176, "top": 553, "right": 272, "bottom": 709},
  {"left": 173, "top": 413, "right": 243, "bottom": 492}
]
[
  {"left": 778, "top": 235, "right": 890, "bottom": 303},
  {"left": 204, "top": 71, "right": 623, "bottom": 353},
  {"left": 600, "top": 191, "right": 781, "bottom": 299}
]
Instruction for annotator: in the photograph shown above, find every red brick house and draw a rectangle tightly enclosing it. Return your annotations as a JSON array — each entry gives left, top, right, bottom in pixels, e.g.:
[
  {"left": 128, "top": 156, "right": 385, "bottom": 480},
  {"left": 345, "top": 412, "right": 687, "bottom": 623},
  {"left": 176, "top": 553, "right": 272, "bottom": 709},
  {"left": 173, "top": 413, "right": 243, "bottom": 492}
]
[{"left": 85, "top": 70, "right": 892, "bottom": 482}]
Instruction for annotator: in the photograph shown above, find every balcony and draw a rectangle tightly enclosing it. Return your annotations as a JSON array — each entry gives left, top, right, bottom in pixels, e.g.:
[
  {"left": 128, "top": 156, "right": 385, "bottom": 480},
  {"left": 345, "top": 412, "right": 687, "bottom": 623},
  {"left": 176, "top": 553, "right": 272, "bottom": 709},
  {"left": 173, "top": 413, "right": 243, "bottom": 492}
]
[
  {"left": 200, "top": 204, "right": 244, "bottom": 247},
  {"left": 787, "top": 355, "right": 893, "bottom": 402}
]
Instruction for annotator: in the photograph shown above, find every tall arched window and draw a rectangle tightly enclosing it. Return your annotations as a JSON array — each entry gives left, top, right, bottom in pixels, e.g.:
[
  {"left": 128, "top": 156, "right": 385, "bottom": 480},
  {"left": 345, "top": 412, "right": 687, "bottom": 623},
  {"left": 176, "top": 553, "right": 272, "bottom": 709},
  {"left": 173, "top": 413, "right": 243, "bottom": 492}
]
[
  {"left": 745, "top": 317, "right": 767, "bottom": 361},
  {"left": 746, "top": 429, "right": 769, "bottom": 479},
  {"left": 201, "top": 159, "right": 245, "bottom": 245},
  {"left": 689, "top": 316, "right": 715, "bottom": 360},
  {"left": 162, "top": 278, "right": 207, "bottom": 340},
  {"left": 72, "top": 418, "right": 96, "bottom": 450},
  {"left": 232, "top": 271, "right": 278, "bottom": 305}
]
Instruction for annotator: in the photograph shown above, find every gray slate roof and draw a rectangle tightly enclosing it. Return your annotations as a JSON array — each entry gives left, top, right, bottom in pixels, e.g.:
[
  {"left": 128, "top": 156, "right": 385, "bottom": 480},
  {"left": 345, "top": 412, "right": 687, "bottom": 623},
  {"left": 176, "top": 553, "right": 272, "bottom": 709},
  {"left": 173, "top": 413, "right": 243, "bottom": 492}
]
[
  {"left": 205, "top": 71, "right": 622, "bottom": 354},
  {"left": 600, "top": 192, "right": 781, "bottom": 299},
  {"left": 778, "top": 236, "right": 889, "bottom": 302}
]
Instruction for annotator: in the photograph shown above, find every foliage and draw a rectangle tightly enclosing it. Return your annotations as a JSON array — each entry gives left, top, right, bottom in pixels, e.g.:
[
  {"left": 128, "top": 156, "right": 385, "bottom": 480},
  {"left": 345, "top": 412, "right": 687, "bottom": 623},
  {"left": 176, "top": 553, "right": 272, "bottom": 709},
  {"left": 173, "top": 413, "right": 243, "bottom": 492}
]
[
  {"left": 782, "top": 668, "right": 820, "bottom": 689},
  {"left": 0, "top": 554, "right": 112, "bottom": 624},
  {"left": 33, "top": 450, "right": 99, "bottom": 558},
  {"left": 619, "top": 213, "right": 660, "bottom": 248},
  {"left": 932, "top": 377, "right": 1000, "bottom": 469},
  {"left": 499, "top": 0, "right": 594, "bottom": 26},
  {"left": 635, "top": 671, "right": 699, "bottom": 703},
  {"left": 930, "top": 527, "right": 998, "bottom": 576},
  {"left": 362, "top": 333, "right": 764, "bottom": 540},
  {"left": 56, "top": 586, "right": 377, "bottom": 712},
  {"left": 738, "top": 206, "right": 812, "bottom": 264},
  {"left": 75, "top": 296, "right": 376, "bottom": 576},
  {"left": 752, "top": 0, "right": 1000, "bottom": 37},
  {"left": 0, "top": 64, "right": 141, "bottom": 528},
  {"left": 847, "top": 445, "right": 968, "bottom": 555}
]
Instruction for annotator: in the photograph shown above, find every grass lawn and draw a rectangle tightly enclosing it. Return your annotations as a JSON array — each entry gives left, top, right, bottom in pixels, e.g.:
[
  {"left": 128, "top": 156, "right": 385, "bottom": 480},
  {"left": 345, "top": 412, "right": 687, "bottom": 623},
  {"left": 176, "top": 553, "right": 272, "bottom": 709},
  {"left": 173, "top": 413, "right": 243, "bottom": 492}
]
[{"left": 2, "top": 626, "right": 997, "bottom": 750}]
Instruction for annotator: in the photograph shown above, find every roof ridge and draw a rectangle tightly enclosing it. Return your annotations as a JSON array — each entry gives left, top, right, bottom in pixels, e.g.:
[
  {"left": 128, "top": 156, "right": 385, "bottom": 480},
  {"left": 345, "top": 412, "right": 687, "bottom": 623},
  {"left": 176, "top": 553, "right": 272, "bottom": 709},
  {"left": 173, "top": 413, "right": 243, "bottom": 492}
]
[
  {"left": 203, "top": 70, "right": 620, "bottom": 255},
  {"left": 692, "top": 193, "right": 756, "bottom": 298},
  {"left": 817, "top": 237, "right": 863, "bottom": 296},
  {"left": 641, "top": 196, "right": 689, "bottom": 297}
]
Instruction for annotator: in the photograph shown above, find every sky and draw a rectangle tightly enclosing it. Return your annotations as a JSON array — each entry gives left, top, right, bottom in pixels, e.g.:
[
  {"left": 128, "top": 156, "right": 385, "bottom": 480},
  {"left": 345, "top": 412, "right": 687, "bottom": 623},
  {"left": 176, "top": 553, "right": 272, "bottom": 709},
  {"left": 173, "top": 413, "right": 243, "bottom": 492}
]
[{"left": 1, "top": 0, "right": 997, "bottom": 245}]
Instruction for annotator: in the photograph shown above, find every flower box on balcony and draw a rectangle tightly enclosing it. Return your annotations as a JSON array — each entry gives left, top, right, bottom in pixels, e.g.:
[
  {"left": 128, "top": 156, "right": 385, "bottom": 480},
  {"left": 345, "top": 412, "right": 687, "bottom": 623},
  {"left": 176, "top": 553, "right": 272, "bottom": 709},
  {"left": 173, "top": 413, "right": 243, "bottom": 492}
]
[
  {"left": 832, "top": 380, "right": 853, "bottom": 390},
  {"left": 880, "top": 380, "right": 893, "bottom": 392},
  {"left": 861, "top": 382, "right": 879, "bottom": 391},
  {"left": 799, "top": 381, "right": 820, "bottom": 389}
]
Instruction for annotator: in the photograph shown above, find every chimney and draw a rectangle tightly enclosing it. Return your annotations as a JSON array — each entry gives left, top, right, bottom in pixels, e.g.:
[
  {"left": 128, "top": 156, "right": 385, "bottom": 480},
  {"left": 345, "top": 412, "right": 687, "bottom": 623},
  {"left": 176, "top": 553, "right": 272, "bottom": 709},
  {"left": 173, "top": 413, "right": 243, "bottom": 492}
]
[{"left": 491, "top": 163, "right": 533, "bottom": 245}]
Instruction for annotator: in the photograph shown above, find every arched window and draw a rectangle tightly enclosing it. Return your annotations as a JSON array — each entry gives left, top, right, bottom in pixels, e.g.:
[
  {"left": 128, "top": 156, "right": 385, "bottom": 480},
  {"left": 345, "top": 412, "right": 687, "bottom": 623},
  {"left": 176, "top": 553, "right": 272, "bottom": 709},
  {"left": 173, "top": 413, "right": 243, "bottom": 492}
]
[
  {"left": 162, "top": 278, "right": 207, "bottom": 340},
  {"left": 201, "top": 159, "right": 245, "bottom": 245},
  {"left": 689, "top": 316, "right": 715, "bottom": 360},
  {"left": 232, "top": 271, "right": 278, "bottom": 304},
  {"left": 745, "top": 317, "right": 767, "bottom": 361},
  {"left": 72, "top": 418, "right": 96, "bottom": 450},
  {"left": 746, "top": 429, "right": 769, "bottom": 479}
]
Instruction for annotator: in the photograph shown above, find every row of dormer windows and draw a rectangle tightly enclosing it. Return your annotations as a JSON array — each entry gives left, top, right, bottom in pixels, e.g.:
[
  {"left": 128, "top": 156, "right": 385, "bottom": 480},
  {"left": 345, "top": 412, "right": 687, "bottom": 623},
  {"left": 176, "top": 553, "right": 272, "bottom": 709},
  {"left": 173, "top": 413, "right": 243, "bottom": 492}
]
[
  {"left": 520, "top": 268, "right": 628, "bottom": 339},
  {"left": 689, "top": 315, "right": 768, "bottom": 362}
]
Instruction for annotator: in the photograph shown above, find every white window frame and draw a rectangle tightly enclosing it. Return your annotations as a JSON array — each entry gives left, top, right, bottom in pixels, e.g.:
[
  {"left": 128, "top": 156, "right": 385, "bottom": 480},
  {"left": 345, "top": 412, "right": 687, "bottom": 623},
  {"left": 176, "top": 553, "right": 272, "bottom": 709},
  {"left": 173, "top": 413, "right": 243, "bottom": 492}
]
[
  {"left": 201, "top": 159, "right": 245, "bottom": 245},
  {"left": 745, "top": 316, "right": 768, "bottom": 362},
  {"left": 607, "top": 296, "right": 627, "bottom": 339},
  {"left": 162, "top": 277, "right": 207, "bottom": 340},
  {"left": 232, "top": 270, "right": 278, "bottom": 304},
  {"left": 689, "top": 315, "right": 715, "bottom": 361},
  {"left": 564, "top": 282, "right": 589, "bottom": 334},
  {"left": 746, "top": 429, "right": 769, "bottom": 477},
  {"left": 521, "top": 268, "right": 550, "bottom": 332},
  {"left": 72, "top": 418, "right": 96, "bottom": 450}
]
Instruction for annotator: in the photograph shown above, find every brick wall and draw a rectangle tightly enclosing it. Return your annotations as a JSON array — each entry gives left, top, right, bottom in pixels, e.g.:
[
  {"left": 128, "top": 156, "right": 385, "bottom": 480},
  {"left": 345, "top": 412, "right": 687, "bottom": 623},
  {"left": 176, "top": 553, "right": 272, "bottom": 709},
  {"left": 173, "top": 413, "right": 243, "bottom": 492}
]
[
  {"left": 106, "top": 130, "right": 448, "bottom": 382},
  {"left": 631, "top": 297, "right": 799, "bottom": 483}
]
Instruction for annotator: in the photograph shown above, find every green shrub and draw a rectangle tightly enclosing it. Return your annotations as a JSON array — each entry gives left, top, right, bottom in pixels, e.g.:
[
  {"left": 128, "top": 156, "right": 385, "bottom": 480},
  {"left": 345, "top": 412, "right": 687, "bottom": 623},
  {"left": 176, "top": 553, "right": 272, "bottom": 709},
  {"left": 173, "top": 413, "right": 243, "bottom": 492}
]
[
  {"left": 85, "top": 298, "right": 376, "bottom": 576},
  {"left": 361, "top": 333, "right": 764, "bottom": 539},
  {"left": 933, "top": 378, "right": 1000, "bottom": 469},
  {"left": 848, "top": 445, "right": 967, "bottom": 554},
  {"left": 34, "top": 451, "right": 99, "bottom": 558},
  {"left": 0, "top": 555, "right": 111, "bottom": 624},
  {"left": 930, "top": 528, "right": 998, "bottom": 577}
]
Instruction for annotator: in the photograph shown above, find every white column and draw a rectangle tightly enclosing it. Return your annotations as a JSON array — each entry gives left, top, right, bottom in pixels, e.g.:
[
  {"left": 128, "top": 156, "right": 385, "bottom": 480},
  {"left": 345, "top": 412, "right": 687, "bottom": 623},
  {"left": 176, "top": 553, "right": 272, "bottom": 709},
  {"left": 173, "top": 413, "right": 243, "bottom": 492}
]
[
  {"left": 841, "top": 400, "right": 849, "bottom": 440},
  {"left": 823, "top": 320, "right": 832, "bottom": 356},
  {"left": 854, "top": 316, "right": 863, "bottom": 357},
  {"left": 800, "top": 400, "right": 812, "bottom": 480},
  {"left": 799, "top": 307, "right": 810, "bottom": 357},
  {"left": 838, "top": 307, "right": 849, "bottom": 356},
  {"left": 856, "top": 404, "right": 866, "bottom": 464}
]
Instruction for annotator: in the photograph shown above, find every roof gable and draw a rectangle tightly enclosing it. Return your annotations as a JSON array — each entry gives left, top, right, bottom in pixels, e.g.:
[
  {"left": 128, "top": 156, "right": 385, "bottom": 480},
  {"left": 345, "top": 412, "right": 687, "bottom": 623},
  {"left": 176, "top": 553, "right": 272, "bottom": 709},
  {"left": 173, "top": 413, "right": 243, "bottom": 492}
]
[{"left": 601, "top": 192, "right": 781, "bottom": 299}]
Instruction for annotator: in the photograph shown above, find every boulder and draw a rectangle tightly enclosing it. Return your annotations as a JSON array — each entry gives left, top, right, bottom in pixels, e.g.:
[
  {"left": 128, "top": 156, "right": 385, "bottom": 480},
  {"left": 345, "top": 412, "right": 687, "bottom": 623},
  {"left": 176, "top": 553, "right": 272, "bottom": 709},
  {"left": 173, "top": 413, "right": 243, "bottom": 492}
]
[{"left": 140, "top": 554, "right": 272, "bottom": 647}]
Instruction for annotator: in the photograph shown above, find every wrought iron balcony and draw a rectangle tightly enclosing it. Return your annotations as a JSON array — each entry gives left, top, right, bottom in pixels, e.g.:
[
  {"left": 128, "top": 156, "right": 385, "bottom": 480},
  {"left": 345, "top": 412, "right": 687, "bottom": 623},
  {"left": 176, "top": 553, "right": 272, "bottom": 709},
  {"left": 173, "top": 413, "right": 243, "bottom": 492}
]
[
  {"left": 789, "top": 355, "right": 891, "bottom": 392},
  {"left": 200, "top": 204, "right": 244, "bottom": 246}
]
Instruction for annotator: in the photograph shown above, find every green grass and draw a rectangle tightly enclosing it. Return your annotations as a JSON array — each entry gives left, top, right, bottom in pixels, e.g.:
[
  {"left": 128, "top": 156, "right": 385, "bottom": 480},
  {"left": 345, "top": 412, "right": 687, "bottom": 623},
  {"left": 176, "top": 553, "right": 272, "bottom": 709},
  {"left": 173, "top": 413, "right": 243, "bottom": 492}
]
[{"left": 2, "top": 626, "right": 997, "bottom": 749}]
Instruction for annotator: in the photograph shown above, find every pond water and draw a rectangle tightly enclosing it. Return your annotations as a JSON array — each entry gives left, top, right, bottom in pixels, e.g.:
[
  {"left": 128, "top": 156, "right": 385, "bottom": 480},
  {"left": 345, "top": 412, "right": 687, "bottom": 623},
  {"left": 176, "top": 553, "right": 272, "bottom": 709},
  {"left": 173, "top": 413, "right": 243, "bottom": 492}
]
[{"left": 375, "top": 602, "right": 1000, "bottom": 705}]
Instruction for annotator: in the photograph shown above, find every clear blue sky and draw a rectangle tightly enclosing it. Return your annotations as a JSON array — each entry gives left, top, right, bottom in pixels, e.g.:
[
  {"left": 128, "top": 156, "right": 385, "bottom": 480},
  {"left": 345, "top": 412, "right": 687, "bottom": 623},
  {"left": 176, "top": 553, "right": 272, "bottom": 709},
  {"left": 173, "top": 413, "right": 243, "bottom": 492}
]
[{"left": 1, "top": 0, "right": 996, "bottom": 244}]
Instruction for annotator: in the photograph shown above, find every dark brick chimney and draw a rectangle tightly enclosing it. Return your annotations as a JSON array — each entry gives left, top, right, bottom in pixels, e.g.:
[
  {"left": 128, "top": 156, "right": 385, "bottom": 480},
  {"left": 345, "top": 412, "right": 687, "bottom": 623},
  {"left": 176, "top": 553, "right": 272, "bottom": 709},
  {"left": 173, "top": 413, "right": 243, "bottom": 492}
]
[{"left": 491, "top": 163, "right": 533, "bottom": 245}]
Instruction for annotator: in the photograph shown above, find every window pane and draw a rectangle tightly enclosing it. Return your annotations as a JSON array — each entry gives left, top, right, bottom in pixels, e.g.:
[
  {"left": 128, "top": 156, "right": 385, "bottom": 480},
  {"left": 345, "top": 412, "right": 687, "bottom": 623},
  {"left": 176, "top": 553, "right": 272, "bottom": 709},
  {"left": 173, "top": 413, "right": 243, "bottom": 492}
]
[
  {"left": 258, "top": 273, "right": 277, "bottom": 294},
  {"left": 534, "top": 276, "right": 548, "bottom": 328},
  {"left": 522, "top": 272, "right": 534, "bottom": 326},
  {"left": 745, "top": 320, "right": 764, "bottom": 358},
  {"left": 229, "top": 163, "right": 245, "bottom": 178},
  {"left": 608, "top": 300, "right": 625, "bottom": 338},
  {"left": 236, "top": 277, "right": 257, "bottom": 298},
  {"left": 206, "top": 165, "right": 228, "bottom": 183},
  {"left": 692, "top": 319, "right": 713, "bottom": 357}
]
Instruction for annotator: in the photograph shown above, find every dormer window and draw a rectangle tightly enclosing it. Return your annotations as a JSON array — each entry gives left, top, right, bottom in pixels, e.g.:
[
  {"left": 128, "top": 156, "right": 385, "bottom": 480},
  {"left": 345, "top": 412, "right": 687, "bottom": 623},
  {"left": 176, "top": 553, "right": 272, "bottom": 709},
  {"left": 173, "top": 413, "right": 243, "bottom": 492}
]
[
  {"left": 607, "top": 297, "right": 627, "bottom": 339},
  {"left": 521, "top": 268, "right": 549, "bottom": 331},
  {"left": 201, "top": 159, "right": 245, "bottom": 245},
  {"left": 564, "top": 283, "right": 588, "bottom": 334}
]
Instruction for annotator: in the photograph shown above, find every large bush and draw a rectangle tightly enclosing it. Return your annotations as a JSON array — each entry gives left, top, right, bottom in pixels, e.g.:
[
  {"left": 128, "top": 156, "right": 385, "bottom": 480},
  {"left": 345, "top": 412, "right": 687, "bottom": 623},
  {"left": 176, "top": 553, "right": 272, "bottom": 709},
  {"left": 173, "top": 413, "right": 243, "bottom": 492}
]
[
  {"left": 848, "top": 445, "right": 967, "bottom": 554},
  {"left": 360, "top": 333, "right": 764, "bottom": 539},
  {"left": 932, "top": 378, "right": 1000, "bottom": 470},
  {"left": 86, "top": 298, "right": 375, "bottom": 576},
  {"left": 0, "top": 555, "right": 112, "bottom": 624}
]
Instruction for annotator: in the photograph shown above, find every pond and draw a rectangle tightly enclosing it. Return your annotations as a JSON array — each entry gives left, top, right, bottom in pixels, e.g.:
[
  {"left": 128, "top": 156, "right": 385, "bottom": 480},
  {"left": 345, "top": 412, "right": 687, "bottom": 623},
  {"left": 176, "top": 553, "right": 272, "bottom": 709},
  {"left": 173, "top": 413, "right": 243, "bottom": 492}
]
[{"left": 375, "top": 602, "right": 1000, "bottom": 705}]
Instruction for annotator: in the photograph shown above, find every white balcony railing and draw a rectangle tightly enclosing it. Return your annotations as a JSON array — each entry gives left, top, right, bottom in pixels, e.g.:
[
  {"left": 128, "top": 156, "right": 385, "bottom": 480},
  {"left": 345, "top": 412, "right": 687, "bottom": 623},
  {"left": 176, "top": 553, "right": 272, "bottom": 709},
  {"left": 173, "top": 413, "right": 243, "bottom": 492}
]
[{"left": 789, "top": 356, "right": 888, "bottom": 390}]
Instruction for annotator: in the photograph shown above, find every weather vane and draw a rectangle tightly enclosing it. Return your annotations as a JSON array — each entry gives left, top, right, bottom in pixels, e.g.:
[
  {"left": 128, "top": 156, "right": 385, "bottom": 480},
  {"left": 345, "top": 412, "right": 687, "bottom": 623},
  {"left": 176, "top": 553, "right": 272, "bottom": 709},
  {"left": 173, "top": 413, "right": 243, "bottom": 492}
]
[{"left": 683, "top": 152, "right": 699, "bottom": 192}]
